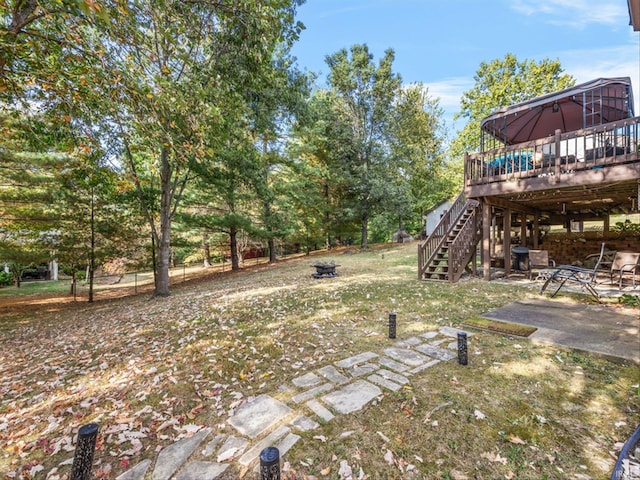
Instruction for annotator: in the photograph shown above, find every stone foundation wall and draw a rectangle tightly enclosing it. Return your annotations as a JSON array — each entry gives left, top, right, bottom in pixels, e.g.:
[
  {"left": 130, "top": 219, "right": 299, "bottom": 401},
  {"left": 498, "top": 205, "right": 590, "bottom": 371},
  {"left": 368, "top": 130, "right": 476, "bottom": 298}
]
[{"left": 540, "top": 232, "right": 640, "bottom": 265}]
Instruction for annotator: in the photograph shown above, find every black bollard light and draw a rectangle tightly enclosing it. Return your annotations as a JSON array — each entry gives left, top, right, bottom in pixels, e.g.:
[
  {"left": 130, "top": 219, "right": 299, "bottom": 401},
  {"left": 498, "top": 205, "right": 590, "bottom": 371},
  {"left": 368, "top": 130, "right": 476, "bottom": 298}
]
[
  {"left": 388, "top": 312, "right": 397, "bottom": 339},
  {"left": 71, "top": 423, "right": 99, "bottom": 480},
  {"left": 457, "top": 332, "right": 468, "bottom": 365},
  {"left": 259, "top": 446, "right": 281, "bottom": 480}
]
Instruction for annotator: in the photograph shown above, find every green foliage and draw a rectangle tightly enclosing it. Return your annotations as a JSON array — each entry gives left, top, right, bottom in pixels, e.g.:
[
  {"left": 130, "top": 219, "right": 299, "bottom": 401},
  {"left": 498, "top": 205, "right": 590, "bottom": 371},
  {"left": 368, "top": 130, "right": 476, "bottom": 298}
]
[
  {"left": 0, "top": 271, "right": 12, "bottom": 286},
  {"left": 618, "top": 294, "right": 639, "bottom": 307},
  {"left": 611, "top": 219, "right": 640, "bottom": 234}
]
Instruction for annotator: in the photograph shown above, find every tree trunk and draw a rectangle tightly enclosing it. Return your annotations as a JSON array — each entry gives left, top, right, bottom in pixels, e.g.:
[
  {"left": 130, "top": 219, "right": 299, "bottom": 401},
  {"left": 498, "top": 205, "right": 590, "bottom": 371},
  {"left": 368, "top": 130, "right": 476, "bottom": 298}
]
[
  {"left": 155, "top": 221, "right": 171, "bottom": 296},
  {"left": 88, "top": 190, "right": 95, "bottom": 303},
  {"left": 230, "top": 226, "right": 240, "bottom": 270},
  {"left": 324, "top": 181, "right": 331, "bottom": 249},
  {"left": 154, "top": 147, "right": 172, "bottom": 297},
  {"left": 202, "top": 232, "right": 212, "bottom": 268},
  {"left": 361, "top": 213, "right": 369, "bottom": 249},
  {"left": 268, "top": 238, "right": 276, "bottom": 263}
]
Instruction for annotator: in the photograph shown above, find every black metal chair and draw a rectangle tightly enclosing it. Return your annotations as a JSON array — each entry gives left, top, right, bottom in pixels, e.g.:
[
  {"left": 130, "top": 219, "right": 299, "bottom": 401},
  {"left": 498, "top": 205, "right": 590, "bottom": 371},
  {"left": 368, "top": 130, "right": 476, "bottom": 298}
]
[{"left": 540, "top": 243, "right": 606, "bottom": 301}]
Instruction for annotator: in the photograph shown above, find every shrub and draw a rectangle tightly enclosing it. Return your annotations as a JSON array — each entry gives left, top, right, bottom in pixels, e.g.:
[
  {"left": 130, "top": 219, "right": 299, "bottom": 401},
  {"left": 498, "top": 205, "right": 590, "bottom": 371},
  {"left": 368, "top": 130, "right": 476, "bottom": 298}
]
[{"left": 0, "top": 271, "right": 13, "bottom": 287}]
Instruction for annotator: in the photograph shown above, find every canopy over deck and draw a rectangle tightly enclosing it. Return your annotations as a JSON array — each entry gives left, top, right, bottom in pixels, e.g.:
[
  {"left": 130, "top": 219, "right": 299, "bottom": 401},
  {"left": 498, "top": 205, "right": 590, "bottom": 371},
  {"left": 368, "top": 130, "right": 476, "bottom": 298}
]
[{"left": 481, "top": 77, "right": 635, "bottom": 146}]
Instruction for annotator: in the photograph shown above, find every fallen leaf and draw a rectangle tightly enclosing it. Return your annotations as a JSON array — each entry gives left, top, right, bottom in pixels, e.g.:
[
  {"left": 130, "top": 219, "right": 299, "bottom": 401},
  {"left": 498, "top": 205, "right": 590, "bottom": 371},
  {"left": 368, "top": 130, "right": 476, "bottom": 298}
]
[
  {"left": 481, "top": 451, "right": 508, "bottom": 465},
  {"left": 507, "top": 434, "right": 526, "bottom": 445}
]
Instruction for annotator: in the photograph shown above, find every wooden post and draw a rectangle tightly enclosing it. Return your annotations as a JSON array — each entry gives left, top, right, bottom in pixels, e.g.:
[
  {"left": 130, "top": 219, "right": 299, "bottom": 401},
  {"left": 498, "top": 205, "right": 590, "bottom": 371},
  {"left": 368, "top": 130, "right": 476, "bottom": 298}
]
[
  {"left": 483, "top": 201, "right": 491, "bottom": 281},
  {"left": 533, "top": 215, "right": 540, "bottom": 249},
  {"left": 504, "top": 208, "right": 512, "bottom": 275},
  {"left": 554, "top": 129, "right": 562, "bottom": 180},
  {"left": 520, "top": 213, "right": 527, "bottom": 246}
]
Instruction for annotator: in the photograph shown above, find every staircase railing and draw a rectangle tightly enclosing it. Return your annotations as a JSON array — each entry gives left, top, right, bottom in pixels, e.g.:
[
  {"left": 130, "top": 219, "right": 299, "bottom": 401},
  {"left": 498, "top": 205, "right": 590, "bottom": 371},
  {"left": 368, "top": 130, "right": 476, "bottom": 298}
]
[
  {"left": 418, "top": 192, "right": 467, "bottom": 280},
  {"left": 448, "top": 202, "right": 482, "bottom": 282}
]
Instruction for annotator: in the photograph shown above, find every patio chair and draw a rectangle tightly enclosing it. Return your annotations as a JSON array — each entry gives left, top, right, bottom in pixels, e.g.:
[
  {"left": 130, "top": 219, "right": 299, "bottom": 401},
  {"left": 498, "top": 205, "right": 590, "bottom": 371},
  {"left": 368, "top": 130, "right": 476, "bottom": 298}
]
[
  {"left": 540, "top": 243, "right": 606, "bottom": 301},
  {"left": 528, "top": 250, "right": 555, "bottom": 280},
  {"left": 609, "top": 251, "right": 640, "bottom": 288}
]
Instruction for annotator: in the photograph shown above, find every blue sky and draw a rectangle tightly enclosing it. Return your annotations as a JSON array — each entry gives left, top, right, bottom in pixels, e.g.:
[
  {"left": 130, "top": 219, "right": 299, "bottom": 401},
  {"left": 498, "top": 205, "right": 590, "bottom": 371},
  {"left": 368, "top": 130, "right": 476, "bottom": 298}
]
[{"left": 290, "top": 0, "right": 640, "bottom": 130}]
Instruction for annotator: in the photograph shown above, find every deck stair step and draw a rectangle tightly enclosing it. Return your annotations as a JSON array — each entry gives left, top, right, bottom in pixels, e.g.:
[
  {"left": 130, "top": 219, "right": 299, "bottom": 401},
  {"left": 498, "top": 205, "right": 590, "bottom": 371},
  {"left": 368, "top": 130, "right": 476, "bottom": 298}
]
[{"left": 418, "top": 193, "right": 482, "bottom": 283}]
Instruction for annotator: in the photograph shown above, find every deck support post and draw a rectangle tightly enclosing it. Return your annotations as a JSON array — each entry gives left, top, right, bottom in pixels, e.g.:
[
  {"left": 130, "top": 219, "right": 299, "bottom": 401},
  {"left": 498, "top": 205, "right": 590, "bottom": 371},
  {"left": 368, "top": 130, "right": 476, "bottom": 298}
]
[
  {"left": 504, "top": 208, "right": 512, "bottom": 275},
  {"left": 533, "top": 215, "right": 540, "bottom": 249},
  {"left": 482, "top": 201, "right": 491, "bottom": 280},
  {"left": 554, "top": 129, "right": 562, "bottom": 180}
]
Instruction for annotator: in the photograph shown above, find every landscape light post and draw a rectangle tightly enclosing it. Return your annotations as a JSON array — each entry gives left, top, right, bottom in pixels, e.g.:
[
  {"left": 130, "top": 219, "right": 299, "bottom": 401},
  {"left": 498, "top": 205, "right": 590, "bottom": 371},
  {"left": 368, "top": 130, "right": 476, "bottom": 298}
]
[
  {"left": 70, "top": 423, "right": 99, "bottom": 480},
  {"left": 259, "top": 446, "right": 281, "bottom": 480},
  {"left": 457, "top": 332, "right": 468, "bottom": 365},
  {"left": 388, "top": 312, "right": 397, "bottom": 339}
]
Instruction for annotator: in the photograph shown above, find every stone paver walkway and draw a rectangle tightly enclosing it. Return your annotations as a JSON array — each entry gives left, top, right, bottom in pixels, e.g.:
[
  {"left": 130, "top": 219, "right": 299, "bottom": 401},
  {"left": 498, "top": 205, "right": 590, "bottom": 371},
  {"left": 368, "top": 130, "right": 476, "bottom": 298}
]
[{"left": 115, "top": 327, "right": 472, "bottom": 480}]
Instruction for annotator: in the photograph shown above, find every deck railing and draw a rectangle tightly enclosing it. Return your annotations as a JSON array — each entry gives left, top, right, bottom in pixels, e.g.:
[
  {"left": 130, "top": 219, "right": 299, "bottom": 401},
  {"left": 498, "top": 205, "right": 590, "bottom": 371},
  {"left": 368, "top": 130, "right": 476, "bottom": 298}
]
[
  {"left": 418, "top": 193, "right": 480, "bottom": 281},
  {"left": 465, "top": 116, "right": 640, "bottom": 186}
]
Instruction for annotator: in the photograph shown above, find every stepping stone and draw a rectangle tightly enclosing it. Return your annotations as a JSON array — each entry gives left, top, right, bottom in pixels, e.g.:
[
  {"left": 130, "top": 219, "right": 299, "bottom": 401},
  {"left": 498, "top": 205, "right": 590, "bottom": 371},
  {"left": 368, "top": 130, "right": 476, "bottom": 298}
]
[
  {"left": 228, "top": 394, "right": 292, "bottom": 439},
  {"left": 367, "top": 373, "right": 402, "bottom": 392},
  {"left": 275, "top": 432, "right": 301, "bottom": 457},
  {"left": 429, "top": 338, "right": 448, "bottom": 346},
  {"left": 317, "top": 365, "right": 350, "bottom": 384},
  {"left": 202, "top": 434, "right": 226, "bottom": 457},
  {"left": 292, "top": 382, "right": 333, "bottom": 404},
  {"left": 395, "top": 336, "right": 422, "bottom": 347},
  {"left": 348, "top": 363, "right": 378, "bottom": 377},
  {"left": 238, "top": 425, "right": 290, "bottom": 467},
  {"left": 292, "top": 372, "right": 322, "bottom": 388},
  {"left": 415, "top": 344, "right": 456, "bottom": 361},
  {"left": 383, "top": 347, "right": 432, "bottom": 367},
  {"left": 291, "top": 415, "right": 319, "bottom": 432},
  {"left": 151, "top": 428, "right": 211, "bottom": 480},
  {"left": 116, "top": 460, "right": 151, "bottom": 480},
  {"left": 216, "top": 435, "right": 248, "bottom": 463},
  {"left": 439, "top": 326, "right": 473, "bottom": 338},
  {"left": 421, "top": 331, "right": 439, "bottom": 340},
  {"left": 447, "top": 341, "right": 458, "bottom": 350},
  {"left": 321, "top": 380, "right": 382, "bottom": 414},
  {"left": 174, "top": 461, "right": 228, "bottom": 480},
  {"left": 306, "top": 399, "right": 334, "bottom": 422},
  {"left": 378, "top": 357, "right": 410, "bottom": 373},
  {"left": 375, "top": 369, "right": 409, "bottom": 385},
  {"left": 335, "top": 352, "right": 379, "bottom": 369},
  {"left": 410, "top": 359, "right": 440, "bottom": 374}
]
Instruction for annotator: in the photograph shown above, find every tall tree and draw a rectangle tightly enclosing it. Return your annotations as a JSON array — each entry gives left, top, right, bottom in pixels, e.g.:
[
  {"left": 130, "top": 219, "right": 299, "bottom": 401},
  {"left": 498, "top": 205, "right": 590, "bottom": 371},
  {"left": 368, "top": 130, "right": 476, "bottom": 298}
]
[
  {"left": 247, "top": 53, "right": 309, "bottom": 262},
  {"left": 325, "top": 44, "right": 402, "bottom": 248},
  {"left": 3, "top": 0, "right": 305, "bottom": 297},
  {"left": 386, "top": 83, "right": 448, "bottom": 235},
  {"left": 102, "top": 0, "right": 304, "bottom": 296}
]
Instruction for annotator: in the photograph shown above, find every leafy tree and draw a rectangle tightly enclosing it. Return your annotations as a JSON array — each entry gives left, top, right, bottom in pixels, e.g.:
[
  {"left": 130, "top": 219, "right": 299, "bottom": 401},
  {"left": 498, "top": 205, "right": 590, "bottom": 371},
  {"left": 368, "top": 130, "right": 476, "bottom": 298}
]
[
  {"left": 0, "top": 109, "right": 62, "bottom": 286},
  {"left": 386, "top": 83, "right": 449, "bottom": 236},
  {"left": 103, "top": 0, "right": 304, "bottom": 295},
  {"left": 324, "top": 44, "right": 402, "bottom": 249},
  {"left": 451, "top": 53, "right": 575, "bottom": 160},
  {"left": 247, "top": 53, "right": 310, "bottom": 262},
  {"left": 3, "top": 0, "right": 305, "bottom": 297},
  {"left": 288, "top": 88, "right": 358, "bottom": 248}
]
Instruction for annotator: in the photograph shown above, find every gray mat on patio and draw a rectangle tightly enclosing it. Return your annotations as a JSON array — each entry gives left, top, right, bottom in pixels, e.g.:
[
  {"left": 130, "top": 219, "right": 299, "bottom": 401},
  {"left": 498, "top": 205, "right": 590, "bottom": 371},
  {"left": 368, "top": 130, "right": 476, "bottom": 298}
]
[{"left": 481, "top": 298, "right": 639, "bottom": 363}]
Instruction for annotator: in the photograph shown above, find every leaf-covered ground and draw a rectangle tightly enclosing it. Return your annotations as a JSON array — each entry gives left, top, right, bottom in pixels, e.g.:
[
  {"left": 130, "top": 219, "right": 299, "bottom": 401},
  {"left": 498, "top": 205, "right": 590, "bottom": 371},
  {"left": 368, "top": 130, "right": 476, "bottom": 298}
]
[{"left": 1, "top": 244, "right": 638, "bottom": 479}]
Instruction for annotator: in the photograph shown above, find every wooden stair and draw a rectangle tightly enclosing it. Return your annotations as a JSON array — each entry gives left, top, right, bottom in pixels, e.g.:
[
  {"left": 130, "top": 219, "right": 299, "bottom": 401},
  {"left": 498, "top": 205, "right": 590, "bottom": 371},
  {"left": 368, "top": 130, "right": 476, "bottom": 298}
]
[{"left": 418, "top": 193, "right": 482, "bottom": 283}]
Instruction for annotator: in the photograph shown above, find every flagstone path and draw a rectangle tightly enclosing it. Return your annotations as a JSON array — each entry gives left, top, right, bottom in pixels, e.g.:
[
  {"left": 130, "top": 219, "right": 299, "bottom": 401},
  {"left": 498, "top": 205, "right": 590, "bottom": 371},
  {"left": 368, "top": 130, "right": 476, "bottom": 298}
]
[{"left": 115, "top": 326, "right": 472, "bottom": 480}]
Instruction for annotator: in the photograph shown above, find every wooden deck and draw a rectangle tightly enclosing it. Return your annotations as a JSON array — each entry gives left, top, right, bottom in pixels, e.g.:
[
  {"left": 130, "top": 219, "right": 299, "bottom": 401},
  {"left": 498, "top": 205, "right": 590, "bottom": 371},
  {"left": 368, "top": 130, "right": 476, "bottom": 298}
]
[{"left": 464, "top": 116, "right": 640, "bottom": 218}]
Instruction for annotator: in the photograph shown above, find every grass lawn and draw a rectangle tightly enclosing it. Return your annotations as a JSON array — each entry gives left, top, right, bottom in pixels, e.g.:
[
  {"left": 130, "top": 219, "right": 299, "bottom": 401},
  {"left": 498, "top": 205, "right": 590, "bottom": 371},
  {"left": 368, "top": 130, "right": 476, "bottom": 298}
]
[{"left": 0, "top": 243, "right": 638, "bottom": 479}]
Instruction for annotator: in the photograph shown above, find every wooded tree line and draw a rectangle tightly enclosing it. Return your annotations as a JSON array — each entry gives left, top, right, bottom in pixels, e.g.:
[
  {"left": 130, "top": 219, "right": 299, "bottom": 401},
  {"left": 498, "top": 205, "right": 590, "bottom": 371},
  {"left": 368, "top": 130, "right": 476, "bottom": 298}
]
[{"left": 0, "top": 1, "right": 573, "bottom": 298}]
